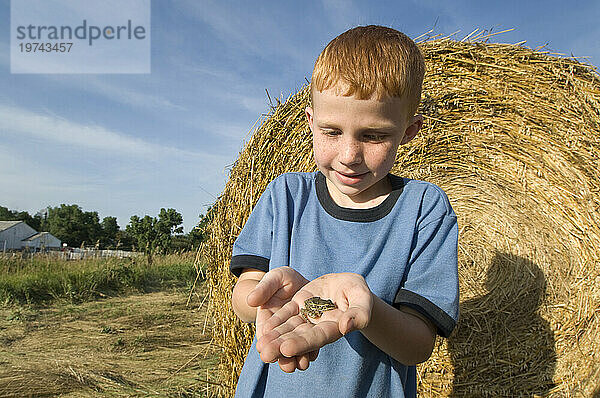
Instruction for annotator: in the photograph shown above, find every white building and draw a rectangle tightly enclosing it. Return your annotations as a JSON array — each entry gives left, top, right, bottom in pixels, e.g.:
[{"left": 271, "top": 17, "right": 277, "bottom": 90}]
[{"left": 0, "top": 221, "right": 62, "bottom": 251}]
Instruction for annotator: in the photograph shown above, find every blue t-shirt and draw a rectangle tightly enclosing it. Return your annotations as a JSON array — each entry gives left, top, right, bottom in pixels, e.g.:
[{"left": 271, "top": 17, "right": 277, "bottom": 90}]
[{"left": 230, "top": 171, "right": 459, "bottom": 398}]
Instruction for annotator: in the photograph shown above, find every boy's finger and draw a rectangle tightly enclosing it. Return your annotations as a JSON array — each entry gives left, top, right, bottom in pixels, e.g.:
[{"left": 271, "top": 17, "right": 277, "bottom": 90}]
[
  {"left": 296, "top": 354, "right": 310, "bottom": 370},
  {"left": 258, "top": 316, "right": 306, "bottom": 352},
  {"left": 255, "top": 307, "right": 275, "bottom": 339},
  {"left": 278, "top": 356, "right": 298, "bottom": 373},
  {"left": 262, "top": 300, "right": 300, "bottom": 331},
  {"left": 247, "top": 271, "right": 283, "bottom": 307},
  {"left": 258, "top": 336, "right": 284, "bottom": 363},
  {"left": 272, "top": 315, "right": 309, "bottom": 337},
  {"left": 257, "top": 317, "right": 306, "bottom": 355},
  {"left": 256, "top": 324, "right": 284, "bottom": 353},
  {"left": 257, "top": 320, "right": 310, "bottom": 360},
  {"left": 279, "top": 321, "right": 341, "bottom": 357}
]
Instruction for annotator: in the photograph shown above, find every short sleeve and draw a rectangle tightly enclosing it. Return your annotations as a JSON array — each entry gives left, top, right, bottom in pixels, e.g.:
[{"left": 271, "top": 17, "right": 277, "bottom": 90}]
[
  {"left": 230, "top": 185, "right": 274, "bottom": 277},
  {"left": 394, "top": 212, "right": 459, "bottom": 338}
]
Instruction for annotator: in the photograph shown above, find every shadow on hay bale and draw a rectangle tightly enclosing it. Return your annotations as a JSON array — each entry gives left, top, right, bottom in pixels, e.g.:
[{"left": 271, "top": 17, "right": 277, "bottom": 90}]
[
  {"left": 448, "top": 252, "right": 556, "bottom": 396},
  {"left": 197, "top": 34, "right": 600, "bottom": 397}
]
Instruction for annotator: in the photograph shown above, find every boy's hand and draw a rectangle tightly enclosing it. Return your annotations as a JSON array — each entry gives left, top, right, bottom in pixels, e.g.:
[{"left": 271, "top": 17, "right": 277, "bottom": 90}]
[
  {"left": 247, "top": 266, "right": 308, "bottom": 339},
  {"left": 256, "top": 272, "right": 373, "bottom": 369},
  {"left": 246, "top": 266, "right": 318, "bottom": 370}
]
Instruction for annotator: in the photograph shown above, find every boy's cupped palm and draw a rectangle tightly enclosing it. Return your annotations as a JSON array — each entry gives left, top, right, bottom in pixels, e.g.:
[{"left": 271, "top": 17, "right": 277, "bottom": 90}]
[{"left": 254, "top": 272, "right": 374, "bottom": 370}]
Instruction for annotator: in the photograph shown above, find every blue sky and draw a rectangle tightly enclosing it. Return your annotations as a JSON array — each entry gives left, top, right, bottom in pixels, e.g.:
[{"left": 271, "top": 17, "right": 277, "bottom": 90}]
[{"left": 1, "top": 0, "right": 599, "bottom": 233}]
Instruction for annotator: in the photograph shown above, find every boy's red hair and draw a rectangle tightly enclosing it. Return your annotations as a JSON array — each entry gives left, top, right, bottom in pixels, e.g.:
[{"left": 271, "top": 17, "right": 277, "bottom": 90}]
[{"left": 311, "top": 25, "right": 425, "bottom": 121}]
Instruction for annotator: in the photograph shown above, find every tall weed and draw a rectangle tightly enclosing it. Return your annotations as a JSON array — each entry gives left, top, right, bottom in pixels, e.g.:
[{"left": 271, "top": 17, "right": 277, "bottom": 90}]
[{"left": 0, "top": 252, "right": 200, "bottom": 305}]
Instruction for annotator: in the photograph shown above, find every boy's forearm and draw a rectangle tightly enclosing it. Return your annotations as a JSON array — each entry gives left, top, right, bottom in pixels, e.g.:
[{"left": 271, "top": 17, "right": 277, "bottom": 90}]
[
  {"left": 360, "top": 294, "right": 436, "bottom": 366},
  {"left": 232, "top": 279, "right": 260, "bottom": 323}
]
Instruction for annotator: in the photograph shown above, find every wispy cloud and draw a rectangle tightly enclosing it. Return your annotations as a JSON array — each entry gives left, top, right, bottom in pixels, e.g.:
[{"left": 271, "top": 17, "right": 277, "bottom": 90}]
[
  {"left": 0, "top": 104, "right": 229, "bottom": 231},
  {"left": 176, "top": 0, "right": 308, "bottom": 64},
  {"left": 0, "top": 103, "right": 220, "bottom": 161},
  {"left": 43, "top": 75, "right": 186, "bottom": 111},
  {"left": 0, "top": 145, "right": 97, "bottom": 211},
  {"left": 0, "top": 141, "right": 225, "bottom": 232},
  {"left": 179, "top": 63, "right": 242, "bottom": 85},
  {"left": 177, "top": 63, "right": 268, "bottom": 114},
  {"left": 81, "top": 77, "right": 186, "bottom": 111}
]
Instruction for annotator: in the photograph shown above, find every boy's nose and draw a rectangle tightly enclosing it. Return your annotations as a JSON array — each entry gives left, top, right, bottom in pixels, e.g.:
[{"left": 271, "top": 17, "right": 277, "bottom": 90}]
[{"left": 338, "top": 138, "right": 363, "bottom": 166}]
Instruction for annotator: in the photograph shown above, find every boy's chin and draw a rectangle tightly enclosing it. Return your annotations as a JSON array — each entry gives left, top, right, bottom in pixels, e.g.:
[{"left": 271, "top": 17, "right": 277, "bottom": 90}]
[
  {"left": 326, "top": 170, "right": 394, "bottom": 203},
  {"left": 325, "top": 175, "right": 383, "bottom": 205}
]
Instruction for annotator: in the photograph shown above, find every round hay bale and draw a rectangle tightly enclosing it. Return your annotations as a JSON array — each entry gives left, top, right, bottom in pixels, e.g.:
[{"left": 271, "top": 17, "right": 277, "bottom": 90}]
[{"left": 198, "top": 36, "right": 600, "bottom": 397}]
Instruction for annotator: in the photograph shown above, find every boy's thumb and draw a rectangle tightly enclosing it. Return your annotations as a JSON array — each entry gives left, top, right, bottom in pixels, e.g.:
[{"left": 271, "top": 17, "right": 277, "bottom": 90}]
[
  {"left": 345, "top": 317, "right": 355, "bottom": 335},
  {"left": 246, "top": 287, "right": 264, "bottom": 307},
  {"left": 340, "top": 315, "right": 355, "bottom": 335},
  {"left": 247, "top": 272, "right": 282, "bottom": 307},
  {"left": 340, "top": 308, "right": 369, "bottom": 334}
]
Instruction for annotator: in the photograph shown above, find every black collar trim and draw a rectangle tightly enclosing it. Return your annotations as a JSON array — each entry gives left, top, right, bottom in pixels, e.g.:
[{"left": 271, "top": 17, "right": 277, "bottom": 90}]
[{"left": 315, "top": 171, "right": 404, "bottom": 222}]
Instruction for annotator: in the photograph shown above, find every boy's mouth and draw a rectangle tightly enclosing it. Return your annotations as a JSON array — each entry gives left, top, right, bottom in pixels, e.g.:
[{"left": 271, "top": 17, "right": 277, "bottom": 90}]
[{"left": 334, "top": 170, "right": 368, "bottom": 184}]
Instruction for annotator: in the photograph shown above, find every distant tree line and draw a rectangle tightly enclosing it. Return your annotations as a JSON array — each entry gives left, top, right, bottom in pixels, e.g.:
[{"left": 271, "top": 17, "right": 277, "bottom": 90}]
[{"left": 0, "top": 205, "right": 212, "bottom": 255}]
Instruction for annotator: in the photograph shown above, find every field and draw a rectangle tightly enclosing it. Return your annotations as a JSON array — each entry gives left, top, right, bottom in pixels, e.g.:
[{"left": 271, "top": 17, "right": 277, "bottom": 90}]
[{"left": 0, "top": 253, "right": 218, "bottom": 397}]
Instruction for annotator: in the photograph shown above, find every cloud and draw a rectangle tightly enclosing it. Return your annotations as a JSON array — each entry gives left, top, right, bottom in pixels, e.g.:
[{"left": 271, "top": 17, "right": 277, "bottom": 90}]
[
  {"left": 176, "top": 63, "right": 269, "bottom": 114},
  {"left": 0, "top": 103, "right": 222, "bottom": 162},
  {"left": 0, "top": 145, "right": 96, "bottom": 211},
  {"left": 179, "top": 63, "right": 241, "bottom": 85},
  {"left": 0, "top": 141, "right": 226, "bottom": 233},
  {"left": 42, "top": 75, "right": 186, "bottom": 111},
  {"left": 176, "top": 0, "right": 308, "bottom": 64},
  {"left": 81, "top": 78, "right": 186, "bottom": 111},
  {"left": 223, "top": 92, "right": 269, "bottom": 115},
  {"left": 0, "top": 104, "right": 230, "bottom": 232}
]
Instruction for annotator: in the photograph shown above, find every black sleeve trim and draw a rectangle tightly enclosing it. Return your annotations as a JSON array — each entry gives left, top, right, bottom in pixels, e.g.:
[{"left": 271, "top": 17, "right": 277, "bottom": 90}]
[
  {"left": 230, "top": 255, "right": 270, "bottom": 277},
  {"left": 394, "top": 288, "right": 456, "bottom": 338}
]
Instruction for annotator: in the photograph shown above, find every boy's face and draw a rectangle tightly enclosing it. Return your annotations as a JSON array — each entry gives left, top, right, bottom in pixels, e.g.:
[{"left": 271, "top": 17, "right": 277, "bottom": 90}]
[{"left": 306, "top": 86, "right": 423, "bottom": 207}]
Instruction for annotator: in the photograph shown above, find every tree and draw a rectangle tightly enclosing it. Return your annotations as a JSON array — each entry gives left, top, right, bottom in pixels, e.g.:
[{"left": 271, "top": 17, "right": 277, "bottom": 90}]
[
  {"left": 100, "top": 216, "right": 119, "bottom": 249},
  {"left": 126, "top": 208, "right": 184, "bottom": 264},
  {"left": 41, "top": 204, "right": 102, "bottom": 247},
  {"left": 171, "top": 206, "right": 215, "bottom": 251},
  {"left": 170, "top": 234, "right": 193, "bottom": 252},
  {"left": 187, "top": 226, "right": 204, "bottom": 248},
  {"left": 0, "top": 206, "right": 42, "bottom": 231},
  {"left": 115, "top": 229, "right": 135, "bottom": 251},
  {"left": 0, "top": 206, "right": 13, "bottom": 220},
  {"left": 191, "top": 205, "right": 215, "bottom": 244}
]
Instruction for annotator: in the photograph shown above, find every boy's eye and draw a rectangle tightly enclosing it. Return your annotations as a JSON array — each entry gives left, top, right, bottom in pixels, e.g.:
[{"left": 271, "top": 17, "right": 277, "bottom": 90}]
[
  {"left": 364, "top": 134, "right": 386, "bottom": 142},
  {"left": 321, "top": 129, "right": 340, "bottom": 136}
]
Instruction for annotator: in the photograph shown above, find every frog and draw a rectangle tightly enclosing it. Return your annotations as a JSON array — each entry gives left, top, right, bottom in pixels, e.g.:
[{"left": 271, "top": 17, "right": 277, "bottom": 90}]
[{"left": 300, "top": 296, "right": 337, "bottom": 323}]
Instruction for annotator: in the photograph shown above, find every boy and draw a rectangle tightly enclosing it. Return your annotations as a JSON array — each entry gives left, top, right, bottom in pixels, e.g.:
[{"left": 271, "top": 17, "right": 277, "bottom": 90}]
[{"left": 230, "top": 25, "right": 459, "bottom": 397}]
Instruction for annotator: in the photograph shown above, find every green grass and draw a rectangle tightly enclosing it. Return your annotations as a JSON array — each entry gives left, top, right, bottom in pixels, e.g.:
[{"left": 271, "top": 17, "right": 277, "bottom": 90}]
[{"left": 0, "top": 252, "right": 201, "bottom": 305}]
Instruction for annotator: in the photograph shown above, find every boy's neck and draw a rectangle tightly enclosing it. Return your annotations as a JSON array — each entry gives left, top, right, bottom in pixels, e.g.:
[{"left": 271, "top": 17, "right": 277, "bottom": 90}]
[{"left": 325, "top": 175, "right": 392, "bottom": 209}]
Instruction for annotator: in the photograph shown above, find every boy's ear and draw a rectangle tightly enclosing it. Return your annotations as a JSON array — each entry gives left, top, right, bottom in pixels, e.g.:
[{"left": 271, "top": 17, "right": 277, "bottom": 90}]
[
  {"left": 401, "top": 114, "right": 423, "bottom": 145},
  {"left": 305, "top": 106, "right": 314, "bottom": 133}
]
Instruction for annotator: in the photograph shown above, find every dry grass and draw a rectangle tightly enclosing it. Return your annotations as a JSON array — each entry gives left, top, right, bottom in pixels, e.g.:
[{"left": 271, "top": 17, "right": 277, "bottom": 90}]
[
  {"left": 0, "top": 286, "right": 218, "bottom": 397},
  {"left": 198, "top": 30, "right": 600, "bottom": 397}
]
